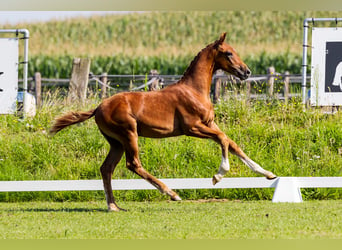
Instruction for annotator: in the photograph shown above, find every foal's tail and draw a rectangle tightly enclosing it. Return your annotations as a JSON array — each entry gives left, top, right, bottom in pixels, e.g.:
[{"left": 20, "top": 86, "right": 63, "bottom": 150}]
[{"left": 50, "top": 109, "right": 96, "bottom": 134}]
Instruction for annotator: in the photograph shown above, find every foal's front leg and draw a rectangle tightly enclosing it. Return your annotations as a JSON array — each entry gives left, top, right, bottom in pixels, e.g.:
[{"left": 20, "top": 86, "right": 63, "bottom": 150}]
[
  {"left": 209, "top": 122, "right": 276, "bottom": 183},
  {"left": 189, "top": 121, "right": 276, "bottom": 184},
  {"left": 188, "top": 121, "right": 230, "bottom": 183}
]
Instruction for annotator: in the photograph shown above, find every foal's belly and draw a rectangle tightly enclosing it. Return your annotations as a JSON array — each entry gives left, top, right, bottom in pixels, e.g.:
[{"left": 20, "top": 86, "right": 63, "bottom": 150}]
[{"left": 137, "top": 122, "right": 183, "bottom": 138}]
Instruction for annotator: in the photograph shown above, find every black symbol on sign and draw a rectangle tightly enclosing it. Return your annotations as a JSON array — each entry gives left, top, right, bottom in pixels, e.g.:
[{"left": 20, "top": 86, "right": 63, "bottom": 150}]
[
  {"left": 332, "top": 62, "right": 342, "bottom": 91},
  {"left": 0, "top": 72, "right": 3, "bottom": 92},
  {"left": 325, "top": 42, "right": 342, "bottom": 93}
]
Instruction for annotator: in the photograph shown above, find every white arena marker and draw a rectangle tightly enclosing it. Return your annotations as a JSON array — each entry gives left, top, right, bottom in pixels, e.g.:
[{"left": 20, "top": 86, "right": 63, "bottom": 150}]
[{"left": 272, "top": 177, "right": 303, "bottom": 203}]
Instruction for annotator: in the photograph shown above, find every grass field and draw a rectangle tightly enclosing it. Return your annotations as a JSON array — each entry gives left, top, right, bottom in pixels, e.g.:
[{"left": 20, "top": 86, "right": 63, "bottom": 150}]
[
  {"left": 0, "top": 200, "right": 341, "bottom": 239},
  {"left": 1, "top": 10, "right": 342, "bottom": 245},
  {"left": 1, "top": 92, "right": 341, "bottom": 202}
]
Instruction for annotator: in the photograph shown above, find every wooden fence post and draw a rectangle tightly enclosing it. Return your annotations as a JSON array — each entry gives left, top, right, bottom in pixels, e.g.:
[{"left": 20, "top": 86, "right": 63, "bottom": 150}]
[
  {"left": 267, "top": 66, "right": 275, "bottom": 97},
  {"left": 100, "top": 72, "right": 108, "bottom": 99},
  {"left": 213, "top": 77, "right": 221, "bottom": 103},
  {"left": 68, "top": 58, "right": 91, "bottom": 104},
  {"left": 34, "top": 72, "right": 42, "bottom": 108},
  {"left": 148, "top": 69, "right": 162, "bottom": 91},
  {"left": 228, "top": 74, "right": 237, "bottom": 99},
  {"left": 284, "top": 71, "right": 290, "bottom": 104},
  {"left": 246, "top": 81, "right": 251, "bottom": 103},
  {"left": 129, "top": 80, "right": 133, "bottom": 92},
  {"left": 213, "top": 70, "right": 224, "bottom": 103}
]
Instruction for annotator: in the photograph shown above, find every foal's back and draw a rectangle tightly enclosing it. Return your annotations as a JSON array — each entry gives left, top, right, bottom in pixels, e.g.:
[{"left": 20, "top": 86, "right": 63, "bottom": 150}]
[{"left": 95, "top": 83, "right": 209, "bottom": 138}]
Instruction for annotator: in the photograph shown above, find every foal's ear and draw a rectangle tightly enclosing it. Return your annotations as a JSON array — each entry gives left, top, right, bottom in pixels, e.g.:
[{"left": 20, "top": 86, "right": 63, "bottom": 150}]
[
  {"left": 218, "top": 32, "right": 227, "bottom": 44},
  {"left": 214, "top": 32, "right": 227, "bottom": 48}
]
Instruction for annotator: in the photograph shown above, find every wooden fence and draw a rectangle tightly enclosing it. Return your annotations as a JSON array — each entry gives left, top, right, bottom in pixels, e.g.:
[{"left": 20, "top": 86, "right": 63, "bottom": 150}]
[
  {"left": 211, "top": 68, "right": 304, "bottom": 104},
  {"left": 20, "top": 65, "right": 308, "bottom": 107}
]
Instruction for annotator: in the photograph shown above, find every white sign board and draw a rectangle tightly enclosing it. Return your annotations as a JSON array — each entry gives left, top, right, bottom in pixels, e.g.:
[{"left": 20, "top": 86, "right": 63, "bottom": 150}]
[
  {"left": 0, "top": 38, "right": 18, "bottom": 114},
  {"left": 311, "top": 28, "right": 342, "bottom": 106}
]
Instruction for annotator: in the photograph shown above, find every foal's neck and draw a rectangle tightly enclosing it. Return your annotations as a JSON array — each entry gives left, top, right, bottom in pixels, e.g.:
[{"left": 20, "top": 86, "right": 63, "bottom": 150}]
[{"left": 180, "top": 47, "right": 216, "bottom": 98}]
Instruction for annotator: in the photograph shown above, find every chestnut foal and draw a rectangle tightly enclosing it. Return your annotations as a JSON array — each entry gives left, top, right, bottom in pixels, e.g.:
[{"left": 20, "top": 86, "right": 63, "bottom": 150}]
[{"left": 50, "top": 33, "right": 276, "bottom": 211}]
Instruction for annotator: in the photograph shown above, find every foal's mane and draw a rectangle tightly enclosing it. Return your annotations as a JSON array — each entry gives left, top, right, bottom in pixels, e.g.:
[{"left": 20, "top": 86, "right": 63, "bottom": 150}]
[{"left": 179, "top": 38, "right": 219, "bottom": 82}]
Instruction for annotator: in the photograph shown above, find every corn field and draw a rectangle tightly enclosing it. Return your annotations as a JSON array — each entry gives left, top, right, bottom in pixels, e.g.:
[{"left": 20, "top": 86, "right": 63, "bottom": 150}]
[{"left": 4, "top": 11, "right": 340, "bottom": 77}]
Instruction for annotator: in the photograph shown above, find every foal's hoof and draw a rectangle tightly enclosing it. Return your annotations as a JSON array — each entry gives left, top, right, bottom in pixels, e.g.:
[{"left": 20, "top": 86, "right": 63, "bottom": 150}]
[
  {"left": 171, "top": 195, "right": 182, "bottom": 201},
  {"left": 108, "top": 207, "right": 127, "bottom": 212},
  {"left": 266, "top": 172, "right": 277, "bottom": 180},
  {"left": 212, "top": 174, "right": 222, "bottom": 185},
  {"left": 108, "top": 204, "right": 127, "bottom": 212},
  {"left": 212, "top": 177, "right": 218, "bottom": 185},
  {"left": 167, "top": 190, "right": 182, "bottom": 201}
]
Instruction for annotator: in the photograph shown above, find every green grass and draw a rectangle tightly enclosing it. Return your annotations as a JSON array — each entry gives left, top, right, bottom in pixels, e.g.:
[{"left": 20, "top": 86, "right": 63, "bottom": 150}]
[
  {"left": 0, "top": 91, "right": 341, "bottom": 202},
  {"left": 0, "top": 200, "right": 341, "bottom": 239}
]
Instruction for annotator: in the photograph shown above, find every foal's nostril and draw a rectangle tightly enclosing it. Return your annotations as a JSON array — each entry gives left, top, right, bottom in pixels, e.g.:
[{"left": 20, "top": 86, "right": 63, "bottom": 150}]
[{"left": 239, "top": 66, "right": 251, "bottom": 77}]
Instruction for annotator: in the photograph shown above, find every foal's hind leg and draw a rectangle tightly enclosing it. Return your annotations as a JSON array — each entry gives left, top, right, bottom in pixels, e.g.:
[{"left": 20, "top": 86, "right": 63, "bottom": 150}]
[
  {"left": 124, "top": 132, "right": 181, "bottom": 201},
  {"left": 100, "top": 136, "right": 125, "bottom": 212}
]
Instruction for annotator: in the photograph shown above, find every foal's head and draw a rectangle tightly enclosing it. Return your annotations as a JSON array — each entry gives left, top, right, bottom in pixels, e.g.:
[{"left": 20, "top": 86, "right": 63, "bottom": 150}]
[{"left": 213, "top": 32, "right": 251, "bottom": 80}]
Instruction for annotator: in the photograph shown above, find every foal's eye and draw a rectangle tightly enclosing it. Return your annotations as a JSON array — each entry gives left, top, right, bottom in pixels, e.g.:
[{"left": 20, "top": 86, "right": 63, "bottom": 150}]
[{"left": 225, "top": 51, "right": 233, "bottom": 58}]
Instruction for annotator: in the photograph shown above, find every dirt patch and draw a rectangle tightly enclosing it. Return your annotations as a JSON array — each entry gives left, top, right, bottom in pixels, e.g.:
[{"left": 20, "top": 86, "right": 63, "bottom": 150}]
[{"left": 181, "top": 199, "right": 243, "bottom": 203}]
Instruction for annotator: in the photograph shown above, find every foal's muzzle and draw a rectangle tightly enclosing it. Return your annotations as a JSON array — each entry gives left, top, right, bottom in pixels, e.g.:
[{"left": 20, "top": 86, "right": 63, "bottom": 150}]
[{"left": 235, "top": 66, "right": 251, "bottom": 80}]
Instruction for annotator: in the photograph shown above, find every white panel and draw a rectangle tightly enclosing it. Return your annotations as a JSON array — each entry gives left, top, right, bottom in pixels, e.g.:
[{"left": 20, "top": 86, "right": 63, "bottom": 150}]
[
  {"left": 0, "top": 177, "right": 340, "bottom": 192},
  {"left": 0, "top": 178, "right": 279, "bottom": 192},
  {"left": 0, "top": 38, "right": 18, "bottom": 114},
  {"left": 311, "top": 28, "right": 342, "bottom": 106}
]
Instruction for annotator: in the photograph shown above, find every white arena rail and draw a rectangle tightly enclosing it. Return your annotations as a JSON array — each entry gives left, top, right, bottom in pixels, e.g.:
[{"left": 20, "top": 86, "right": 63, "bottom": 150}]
[{"left": 0, "top": 177, "right": 341, "bottom": 203}]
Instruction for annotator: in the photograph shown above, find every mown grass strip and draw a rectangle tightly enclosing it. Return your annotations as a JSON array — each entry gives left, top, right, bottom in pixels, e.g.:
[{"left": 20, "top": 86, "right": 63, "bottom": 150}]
[{"left": 0, "top": 200, "right": 341, "bottom": 239}]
